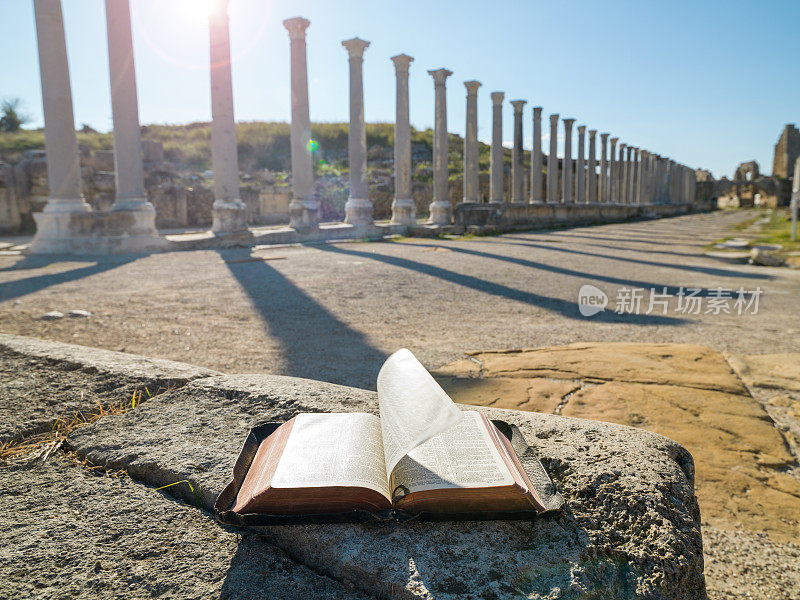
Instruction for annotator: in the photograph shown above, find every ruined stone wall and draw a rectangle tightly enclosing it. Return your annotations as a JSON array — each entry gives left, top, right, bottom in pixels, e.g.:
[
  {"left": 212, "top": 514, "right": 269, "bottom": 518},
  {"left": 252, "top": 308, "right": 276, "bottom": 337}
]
[{"left": 772, "top": 124, "right": 800, "bottom": 179}]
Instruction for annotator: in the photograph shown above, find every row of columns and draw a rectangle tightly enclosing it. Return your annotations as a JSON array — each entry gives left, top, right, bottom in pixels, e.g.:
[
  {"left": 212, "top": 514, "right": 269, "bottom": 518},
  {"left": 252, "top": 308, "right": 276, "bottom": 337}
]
[{"left": 31, "top": 1, "right": 700, "bottom": 253}]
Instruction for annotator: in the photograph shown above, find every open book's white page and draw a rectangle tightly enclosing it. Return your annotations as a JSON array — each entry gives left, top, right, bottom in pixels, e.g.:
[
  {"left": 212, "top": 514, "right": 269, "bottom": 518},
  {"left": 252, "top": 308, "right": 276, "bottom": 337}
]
[
  {"left": 391, "top": 411, "right": 514, "bottom": 493},
  {"left": 377, "top": 348, "right": 462, "bottom": 474},
  {"left": 271, "top": 413, "right": 390, "bottom": 499}
]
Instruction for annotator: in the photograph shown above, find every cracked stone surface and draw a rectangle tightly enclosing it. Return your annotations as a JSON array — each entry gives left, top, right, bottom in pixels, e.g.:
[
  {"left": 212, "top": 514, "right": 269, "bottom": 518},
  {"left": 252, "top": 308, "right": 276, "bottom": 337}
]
[
  {"left": 0, "top": 333, "right": 218, "bottom": 444},
  {"left": 65, "top": 371, "right": 704, "bottom": 600},
  {"left": 437, "top": 342, "right": 800, "bottom": 600},
  {"left": 0, "top": 456, "right": 370, "bottom": 600}
]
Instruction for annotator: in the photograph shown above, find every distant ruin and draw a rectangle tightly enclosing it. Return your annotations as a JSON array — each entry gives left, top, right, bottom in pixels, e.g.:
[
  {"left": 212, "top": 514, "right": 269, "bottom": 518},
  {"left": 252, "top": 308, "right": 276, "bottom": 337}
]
[{"left": 773, "top": 124, "right": 800, "bottom": 179}]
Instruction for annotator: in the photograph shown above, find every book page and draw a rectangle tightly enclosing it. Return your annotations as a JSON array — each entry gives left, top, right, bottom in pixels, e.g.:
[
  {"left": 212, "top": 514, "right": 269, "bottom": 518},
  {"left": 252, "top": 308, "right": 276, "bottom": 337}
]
[
  {"left": 270, "top": 413, "right": 390, "bottom": 499},
  {"left": 390, "top": 411, "right": 514, "bottom": 495},
  {"left": 377, "top": 348, "right": 462, "bottom": 474}
]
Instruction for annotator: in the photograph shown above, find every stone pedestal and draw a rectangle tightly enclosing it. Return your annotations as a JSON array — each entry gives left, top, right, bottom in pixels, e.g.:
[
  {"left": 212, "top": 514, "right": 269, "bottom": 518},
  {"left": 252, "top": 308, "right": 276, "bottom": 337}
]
[
  {"left": 510, "top": 100, "right": 527, "bottom": 203},
  {"left": 343, "top": 38, "right": 373, "bottom": 225},
  {"left": 562, "top": 118, "right": 575, "bottom": 203},
  {"left": 209, "top": 0, "right": 246, "bottom": 233},
  {"left": 531, "top": 107, "right": 543, "bottom": 203},
  {"left": 427, "top": 68, "right": 453, "bottom": 225},
  {"left": 547, "top": 114, "right": 559, "bottom": 203},
  {"left": 489, "top": 92, "right": 504, "bottom": 204},
  {"left": 284, "top": 17, "right": 319, "bottom": 231},
  {"left": 30, "top": 0, "right": 93, "bottom": 254},
  {"left": 390, "top": 54, "right": 415, "bottom": 224},
  {"left": 576, "top": 125, "right": 586, "bottom": 204},
  {"left": 463, "top": 81, "right": 482, "bottom": 203}
]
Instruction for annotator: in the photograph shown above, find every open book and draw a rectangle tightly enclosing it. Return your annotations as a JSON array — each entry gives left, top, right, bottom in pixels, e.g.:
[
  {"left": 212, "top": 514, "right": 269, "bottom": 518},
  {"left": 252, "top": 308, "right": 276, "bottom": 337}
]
[{"left": 231, "top": 349, "right": 549, "bottom": 517}]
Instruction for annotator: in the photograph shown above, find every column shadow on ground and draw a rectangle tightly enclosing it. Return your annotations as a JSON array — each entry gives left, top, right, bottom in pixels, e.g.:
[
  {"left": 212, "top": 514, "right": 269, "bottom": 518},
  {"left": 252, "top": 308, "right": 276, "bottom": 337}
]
[
  {"left": 0, "top": 254, "right": 140, "bottom": 303},
  {"left": 314, "top": 244, "right": 687, "bottom": 325},
  {"left": 219, "top": 249, "right": 387, "bottom": 389}
]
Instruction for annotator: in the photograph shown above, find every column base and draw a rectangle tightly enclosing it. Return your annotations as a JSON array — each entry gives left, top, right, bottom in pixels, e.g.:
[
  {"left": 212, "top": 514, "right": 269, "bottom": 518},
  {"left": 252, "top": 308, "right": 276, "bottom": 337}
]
[
  {"left": 289, "top": 199, "right": 320, "bottom": 231},
  {"left": 212, "top": 200, "right": 248, "bottom": 234},
  {"left": 344, "top": 197, "right": 374, "bottom": 225},
  {"left": 111, "top": 200, "right": 159, "bottom": 237},
  {"left": 428, "top": 200, "right": 451, "bottom": 225},
  {"left": 29, "top": 210, "right": 168, "bottom": 255},
  {"left": 390, "top": 197, "right": 417, "bottom": 225}
]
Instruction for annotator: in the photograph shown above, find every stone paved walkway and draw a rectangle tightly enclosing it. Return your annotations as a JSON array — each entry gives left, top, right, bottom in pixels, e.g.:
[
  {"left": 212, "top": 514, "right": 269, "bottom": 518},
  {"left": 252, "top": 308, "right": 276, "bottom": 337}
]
[{"left": 0, "top": 210, "right": 797, "bottom": 389}]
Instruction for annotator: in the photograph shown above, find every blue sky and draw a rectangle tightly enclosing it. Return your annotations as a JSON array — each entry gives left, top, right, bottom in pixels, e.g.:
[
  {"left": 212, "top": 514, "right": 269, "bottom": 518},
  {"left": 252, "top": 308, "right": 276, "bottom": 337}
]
[{"left": 1, "top": 0, "right": 798, "bottom": 178}]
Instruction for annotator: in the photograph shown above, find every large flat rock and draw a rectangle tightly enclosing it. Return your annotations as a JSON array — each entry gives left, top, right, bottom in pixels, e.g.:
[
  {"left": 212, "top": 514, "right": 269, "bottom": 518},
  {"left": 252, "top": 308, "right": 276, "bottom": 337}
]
[
  {"left": 0, "top": 456, "right": 369, "bottom": 600},
  {"left": 0, "top": 333, "right": 217, "bottom": 443},
  {"left": 68, "top": 373, "right": 705, "bottom": 600},
  {"left": 438, "top": 343, "right": 748, "bottom": 395}
]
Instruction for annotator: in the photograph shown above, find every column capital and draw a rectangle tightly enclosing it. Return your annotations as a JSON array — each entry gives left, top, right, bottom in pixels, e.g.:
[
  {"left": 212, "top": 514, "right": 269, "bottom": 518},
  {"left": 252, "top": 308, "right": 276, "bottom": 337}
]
[
  {"left": 464, "top": 80, "right": 482, "bottom": 95},
  {"left": 610, "top": 137, "right": 618, "bottom": 144},
  {"left": 428, "top": 68, "right": 453, "bottom": 86},
  {"left": 283, "top": 16, "right": 310, "bottom": 40},
  {"left": 600, "top": 132, "right": 609, "bottom": 141},
  {"left": 532, "top": 106, "right": 543, "bottom": 118},
  {"left": 577, "top": 125, "right": 586, "bottom": 134},
  {"left": 490, "top": 91, "right": 504, "bottom": 104},
  {"left": 342, "top": 37, "right": 370, "bottom": 60},
  {"left": 563, "top": 118, "right": 575, "bottom": 129},
  {"left": 588, "top": 129, "right": 597, "bottom": 138},
  {"left": 549, "top": 113, "right": 560, "bottom": 123},
  {"left": 390, "top": 53, "right": 414, "bottom": 72},
  {"left": 619, "top": 142, "right": 627, "bottom": 149},
  {"left": 510, "top": 99, "right": 527, "bottom": 112}
]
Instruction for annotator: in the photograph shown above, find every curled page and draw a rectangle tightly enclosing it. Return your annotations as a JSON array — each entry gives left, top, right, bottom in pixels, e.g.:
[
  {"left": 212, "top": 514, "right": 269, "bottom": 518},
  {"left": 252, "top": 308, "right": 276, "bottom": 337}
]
[{"left": 377, "top": 348, "right": 462, "bottom": 474}]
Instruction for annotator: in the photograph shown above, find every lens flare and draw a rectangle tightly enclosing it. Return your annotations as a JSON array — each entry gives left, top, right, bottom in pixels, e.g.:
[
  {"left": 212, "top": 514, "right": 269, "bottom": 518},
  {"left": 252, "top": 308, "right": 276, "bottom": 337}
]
[{"left": 307, "top": 139, "right": 319, "bottom": 153}]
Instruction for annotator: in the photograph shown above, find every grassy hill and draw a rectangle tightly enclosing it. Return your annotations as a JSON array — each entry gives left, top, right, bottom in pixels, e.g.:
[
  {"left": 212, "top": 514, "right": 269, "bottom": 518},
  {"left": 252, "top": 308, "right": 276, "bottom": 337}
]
[{"left": 0, "top": 121, "right": 512, "bottom": 178}]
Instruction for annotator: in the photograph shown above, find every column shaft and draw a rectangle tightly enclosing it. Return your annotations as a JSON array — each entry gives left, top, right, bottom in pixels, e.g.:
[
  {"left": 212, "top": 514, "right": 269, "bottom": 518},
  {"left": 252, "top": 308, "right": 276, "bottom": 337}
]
[
  {"left": 547, "top": 114, "right": 559, "bottom": 203},
  {"left": 489, "top": 92, "right": 504, "bottom": 203},
  {"left": 587, "top": 130, "right": 597, "bottom": 203},
  {"left": 576, "top": 125, "right": 586, "bottom": 203},
  {"left": 343, "top": 37, "right": 372, "bottom": 225},
  {"left": 511, "top": 100, "right": 526, "bottom": 202},
  {"left": 209, "top": 0, "right": 246, "bottom": 232},
  {"left": 463, "top": 81, "right": 481, "bottom": 203},
  {"left": 599, "top": 133, "right": 609, "bottom": 203},
  {"left": 562, "top": 118, "right": 575, "bottom": 203},
  {"left": 391, "top": 54, "right": 415, "bottom": 224},
  {"left": 428, "top": 69, "right": 453, "bottom": 224},
  {"left": 531, "top": 107, "right": 543, "bottom": 202},
  {"left": 609, "top": 138, "right": 618, "bottom": 203}
]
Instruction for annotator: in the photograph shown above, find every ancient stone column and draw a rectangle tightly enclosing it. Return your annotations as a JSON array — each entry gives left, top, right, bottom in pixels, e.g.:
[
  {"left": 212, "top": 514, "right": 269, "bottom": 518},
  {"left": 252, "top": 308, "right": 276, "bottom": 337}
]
[
  {"left": 342, "top": 37, "right": 372, "bottom": 225},
  {"left": 511, "top": 100, "right": 527, "bottom": 203},
  {"left": 428, "top": 68, "right": 453, "bottom": 224},
  {"left": 791, "top": 157, "right": 799, "bottom": 241},
  {"left": 30, "top": 0, "right": 92, "bottom": 253},
  {"left": 105, "top": 0, "right": 159, "bottom": 239},
  {"left": 463, "top": 80, "right": 481, "bottom": 203},
  {"left": 636, "top": 150, "right": 646, "bottom": 204},
  {"left": 609, "top": 137, "right": 618, "bottom": 203},
  {"left": 632, "top": 148, "right": 641, "bottom": 204},
  {"left": 489, "top": 92, "right": 504, "bottom": 204},
  {"left": 390, "top": 54, "right": 415, "bottom": 224},
  {"left": 576, "top": 125, "right": 586, "bottom": 204},
  {"left": 618, "top": 143, "right": 627, "bottom": 203},
  {"left": 208, "top": 0, "right": 247, "bottom": 233},
  {"left": 531, "top": 107, "right": 543, "bottom": 202},
  {"left": 547, "top": 114, "right": 559, "bottom": 203},
  {"left": 587, "top": 130, "right": 597, "bottom": 203},
  {"left": 627, "top": 147, "right": 636, "bottom": 204},
  {"left": 599, "top": 133, "right": 609, "bottom": 203},
  {"left": 562, "top": 118, "right": 575, "bottom": 203},
  {"left": 284, "top": 17, "right": 318, "bottom": 230}
]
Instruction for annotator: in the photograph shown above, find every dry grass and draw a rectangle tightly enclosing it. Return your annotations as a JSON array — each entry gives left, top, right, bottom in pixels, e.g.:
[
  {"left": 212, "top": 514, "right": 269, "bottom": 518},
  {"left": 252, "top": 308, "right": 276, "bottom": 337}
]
[{"left": 0, "top": 387, "right": 156, "bottom": 463}]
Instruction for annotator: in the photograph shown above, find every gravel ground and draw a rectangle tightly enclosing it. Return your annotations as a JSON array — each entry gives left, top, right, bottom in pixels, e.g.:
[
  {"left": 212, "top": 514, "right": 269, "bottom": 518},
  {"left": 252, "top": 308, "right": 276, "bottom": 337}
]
[{"left": 1, "top": 210, "right": 796, "bottom": 391}]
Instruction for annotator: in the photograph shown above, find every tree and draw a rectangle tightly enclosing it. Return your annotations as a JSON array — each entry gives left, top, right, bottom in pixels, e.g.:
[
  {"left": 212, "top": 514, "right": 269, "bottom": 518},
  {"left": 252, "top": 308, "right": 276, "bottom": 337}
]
[{"left": 0, "top": 98, "right": 30, "bottom": 133}]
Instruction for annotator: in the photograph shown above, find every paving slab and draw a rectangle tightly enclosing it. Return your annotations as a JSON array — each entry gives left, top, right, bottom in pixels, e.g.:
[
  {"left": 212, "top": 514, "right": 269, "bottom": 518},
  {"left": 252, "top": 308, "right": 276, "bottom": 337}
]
[
  {"left": 67, "top": 373, "right": 705, "bottom": 600},
  {"left": 0, "top": 456, "right": 370, "bottom": 600},
  {"left": 439, "top": 343, "right": 748, "bottom": 394},
  {"left": 725, "top": 352, "right": 800, "bottom": 392},
  {"left": 0, "top": 333, "right": 218, "bottom": 444}
]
